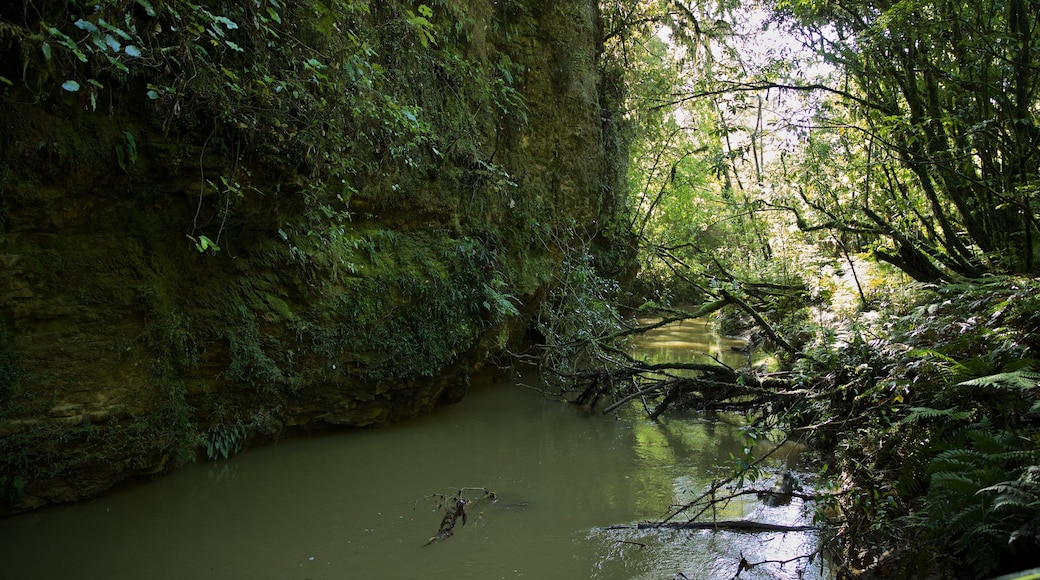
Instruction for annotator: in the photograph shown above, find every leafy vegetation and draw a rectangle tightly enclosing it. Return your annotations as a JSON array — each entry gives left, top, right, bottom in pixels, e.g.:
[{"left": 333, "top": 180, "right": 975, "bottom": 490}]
[
  {"left": 3, "top": 0, "right": 1038, "bottom": 576},
  {"left": 549, "top": 0, "right": 1040, "bottom": 577}
]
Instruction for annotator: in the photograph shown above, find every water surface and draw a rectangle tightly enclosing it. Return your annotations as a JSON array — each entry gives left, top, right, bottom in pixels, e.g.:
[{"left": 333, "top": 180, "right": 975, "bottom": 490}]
[{"left": 0, "top": 321, "right": 824, "bottom": 579}]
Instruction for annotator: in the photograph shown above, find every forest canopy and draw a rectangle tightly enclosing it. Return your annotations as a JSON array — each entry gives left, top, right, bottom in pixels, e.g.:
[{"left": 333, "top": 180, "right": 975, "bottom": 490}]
[{"left": 603, "top": 0, "right": 1038, "bottom": 298}]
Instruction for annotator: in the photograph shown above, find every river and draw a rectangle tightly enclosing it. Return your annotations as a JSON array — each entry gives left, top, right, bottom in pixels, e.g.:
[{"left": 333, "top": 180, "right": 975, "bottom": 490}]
[{"left": 0, "top": 319, "right": 826, "bottom": 579}]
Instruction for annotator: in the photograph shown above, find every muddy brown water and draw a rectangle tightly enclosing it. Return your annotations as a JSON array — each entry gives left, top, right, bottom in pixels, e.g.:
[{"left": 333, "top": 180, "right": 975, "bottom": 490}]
[{"left": 0, "top": 319, "right": 827, "bottom": 579}]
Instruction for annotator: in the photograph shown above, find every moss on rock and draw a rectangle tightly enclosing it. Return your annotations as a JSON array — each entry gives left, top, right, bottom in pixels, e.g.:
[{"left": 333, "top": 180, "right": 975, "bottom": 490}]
[{"left": 0, "top": 0, "right": 627, "bottom": 514}]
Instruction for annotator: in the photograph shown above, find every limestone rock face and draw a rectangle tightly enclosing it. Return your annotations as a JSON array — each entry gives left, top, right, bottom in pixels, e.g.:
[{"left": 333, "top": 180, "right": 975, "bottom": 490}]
[{"left": 0, "top": 0, "right": 624, "bottom": 513}]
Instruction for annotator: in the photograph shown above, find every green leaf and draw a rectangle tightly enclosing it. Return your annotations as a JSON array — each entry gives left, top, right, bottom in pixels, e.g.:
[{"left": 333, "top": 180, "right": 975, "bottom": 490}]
[
  {"left": 194, "top": 235, "right": 221, "bottom": 253},
  {"left": 61, "top": 80, "right": 81, "bottom": 92},
  {"left": 213, "top": 16, "right": 238, "bottom": 30},
  {"left": 267, "top": 7, "right": 282, "bottom": 24},
  {"left": 41, "top": 42, "right": 51, "bottom": 60},
  {"left": 135, "top": 0, "right": 156, "bottom": 17},
  {"left": 124, "top": 45, "right": 141, "bottom": 57},
  {"left": 123, "top": 131, "right": 137, "bottom": 164},
  {"left": 74, "top": 19, "right": 97, "bottom": 33}
]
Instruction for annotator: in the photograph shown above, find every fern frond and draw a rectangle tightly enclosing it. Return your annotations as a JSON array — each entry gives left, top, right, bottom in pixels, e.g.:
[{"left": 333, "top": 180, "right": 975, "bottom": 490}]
[
  {"left": 942, "top": 501, "right": 987, "bottom": 534},
  {"left": 928, "top": 448, "right": 985, "bottom": 473},
  {"left": 929, "top": 470, "right": 984, "bottom": 496},
  {"left": 898, "top": 406, "right": 971, "bottom": 426},
  {"left": 958, "top": 368, "right": 1040, "bottom": 390},
  {"left": 908, "top": 348, "right": 957, "bottom": 364},
  {"left": 988, "top": 491, "right": 1040, "bottom": 514}
]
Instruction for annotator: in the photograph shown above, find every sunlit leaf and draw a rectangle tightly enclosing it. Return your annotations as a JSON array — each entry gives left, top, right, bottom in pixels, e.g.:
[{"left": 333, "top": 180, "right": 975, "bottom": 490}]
[
  {"left": 74, "top": 19, "right": 97, "bottom": 33},
  {"left": 104, "top": 34, "right": 121, "bottom": 52}
]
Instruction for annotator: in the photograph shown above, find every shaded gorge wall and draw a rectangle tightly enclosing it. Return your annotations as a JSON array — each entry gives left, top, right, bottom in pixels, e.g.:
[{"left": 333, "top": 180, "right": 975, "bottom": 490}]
[{"left": 0, "top": 0, "right": 627, "bottom": 513}]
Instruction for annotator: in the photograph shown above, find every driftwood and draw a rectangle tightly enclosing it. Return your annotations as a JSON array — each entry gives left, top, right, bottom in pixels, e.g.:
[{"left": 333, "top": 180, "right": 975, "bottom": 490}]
[
  {"left": 423, "top": 487, "right": 497, "bottom": 546},
  {"left": 605, "top": 520, "right": 819, "bottom": 533}
]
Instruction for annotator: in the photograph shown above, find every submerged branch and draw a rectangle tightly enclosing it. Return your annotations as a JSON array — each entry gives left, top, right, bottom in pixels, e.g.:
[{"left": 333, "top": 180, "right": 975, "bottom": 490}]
[{"left": 605, "top": 520, "right": 820, "bottom": 533}]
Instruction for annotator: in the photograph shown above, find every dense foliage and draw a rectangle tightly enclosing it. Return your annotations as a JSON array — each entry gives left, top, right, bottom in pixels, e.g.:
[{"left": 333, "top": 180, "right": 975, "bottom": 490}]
[
  {"left": 3, "top": 0, "right": 1039, "bottom": 575},
  {"left": 776, "top": 0, "right": 1040, "bottom": 279},
  {"left": 572, "top": 0, "right": 1040, "bottom": 577}
]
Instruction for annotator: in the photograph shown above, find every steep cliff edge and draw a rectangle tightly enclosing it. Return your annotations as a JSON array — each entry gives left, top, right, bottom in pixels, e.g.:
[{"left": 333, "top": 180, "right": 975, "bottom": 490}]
[{"left": 0, "top": 0, "right": 626, "bottom": 513}]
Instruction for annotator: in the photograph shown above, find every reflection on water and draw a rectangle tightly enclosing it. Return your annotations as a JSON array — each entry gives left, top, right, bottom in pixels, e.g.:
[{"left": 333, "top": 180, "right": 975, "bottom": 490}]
[
  {"left": 630, "top": 316, "right": 748, "bottom": 371},
  {"left": 0, "top": 320, "right": 825, "bottom": 579}
]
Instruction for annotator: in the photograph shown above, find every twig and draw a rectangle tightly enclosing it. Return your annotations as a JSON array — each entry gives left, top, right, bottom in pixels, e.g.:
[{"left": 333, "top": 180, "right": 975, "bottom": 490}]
[{"left": 659, "top": 439, "right": 790, "bottom": 526}]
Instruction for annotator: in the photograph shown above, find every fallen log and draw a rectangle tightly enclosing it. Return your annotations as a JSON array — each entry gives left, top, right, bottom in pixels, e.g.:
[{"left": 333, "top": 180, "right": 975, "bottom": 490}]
[{"left": 605, "top": 520, "right": 819, "bottom": 533}]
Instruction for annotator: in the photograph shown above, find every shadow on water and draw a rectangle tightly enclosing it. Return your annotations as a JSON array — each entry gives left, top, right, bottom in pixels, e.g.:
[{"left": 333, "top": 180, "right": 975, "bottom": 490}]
[{"left": 0, "top": 320, "right": 827, "bottom": 579}]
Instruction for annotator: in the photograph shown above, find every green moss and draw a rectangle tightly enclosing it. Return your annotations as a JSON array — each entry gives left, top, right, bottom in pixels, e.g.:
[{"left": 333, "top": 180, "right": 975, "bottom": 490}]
[
  {"left": 264, "top": 294, "right": 294, "bottom": 320},
  {"left": 0, "top": 0, "right": 629, "bottom": 510}
]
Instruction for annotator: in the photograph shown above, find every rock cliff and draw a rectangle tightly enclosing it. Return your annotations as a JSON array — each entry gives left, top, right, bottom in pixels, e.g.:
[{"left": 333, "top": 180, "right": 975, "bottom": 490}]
[{"left": 0, "top": 0, "right": 625, "bottom": 513}]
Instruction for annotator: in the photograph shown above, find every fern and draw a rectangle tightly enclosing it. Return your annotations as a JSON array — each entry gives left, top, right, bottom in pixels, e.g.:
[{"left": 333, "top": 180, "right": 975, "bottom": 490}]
[
  {"left": 982, "top": 466, "right": 1040, "bottom": 514},
  {"left": 929, "top": 470, "right": 985, "bottom": 496},
  {"left": 899, "top": 406, "right": 972, "bottom": 425},
  {"left": 920, "top": 421, "right": 1040, "bottom": 577},
  {"left": 958, "top": 368, "right": 1040, "bottom": 390}
]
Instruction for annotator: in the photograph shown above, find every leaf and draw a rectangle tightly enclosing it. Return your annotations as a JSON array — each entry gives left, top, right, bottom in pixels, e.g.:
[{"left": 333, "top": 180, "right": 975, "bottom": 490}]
[
  {"left": 213, "top": 16, "right": 238, "bottom": 30},
  {"left": 123, "top": 131, "right": 137, "bottom": 164},
  {"left": 61, "top": 80, "right": 81, "bottom": 92},
  {"left": 99, "top": 20, "right": 132, "bottom": 41},
  {"left": 41, "top": 42, "right": 52, "bottom": 60},
  {"left": 146, "top": 89, "right": 160, "bottom": 99},
  {"left": 267, "top": 7, "right": 282, "bottom": 24},
  {"left": 124, "top": 45, "right": 141, "bottom": 57},
  {"left": 0, "top": 76, "right": 11, "bottom": 86},
  {"left": 135, "top": 0, "right": 156, "bottom": 17},
  {"left": 194, "top": 235, "right": 220, "bottom": 253},
  {"left": 74, "top": 19, "right": 98, "bottom": 33},
  {"left": 105, "top": 54, "right": 129, "bottom": 73}
]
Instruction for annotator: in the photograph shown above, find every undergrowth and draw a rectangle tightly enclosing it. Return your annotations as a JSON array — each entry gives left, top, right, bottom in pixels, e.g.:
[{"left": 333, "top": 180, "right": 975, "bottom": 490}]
[{"left": 786, "top": 278, "right": 1040, "bottom": 578}]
